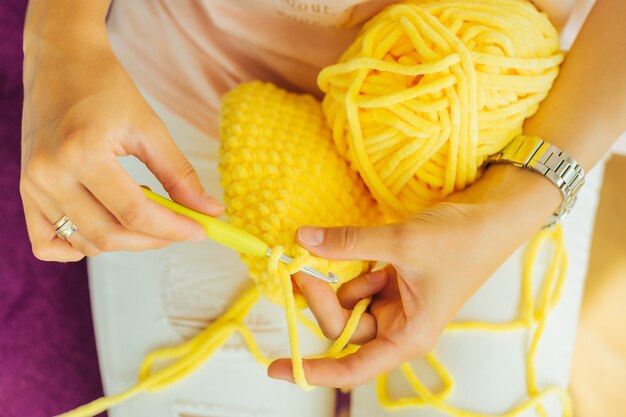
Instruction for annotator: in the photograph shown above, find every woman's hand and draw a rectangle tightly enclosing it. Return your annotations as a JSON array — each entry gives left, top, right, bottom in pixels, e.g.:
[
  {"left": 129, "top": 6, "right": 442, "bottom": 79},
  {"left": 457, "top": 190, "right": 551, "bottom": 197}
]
[
  {"left": 20, "top": 5, "right": 223, "bottom": 262},
  {"left": 268, "top": 164, "right": 562, "bottom": 389},
  {"left": 267, "top": 0, "right": 626, "bottom": 388}
]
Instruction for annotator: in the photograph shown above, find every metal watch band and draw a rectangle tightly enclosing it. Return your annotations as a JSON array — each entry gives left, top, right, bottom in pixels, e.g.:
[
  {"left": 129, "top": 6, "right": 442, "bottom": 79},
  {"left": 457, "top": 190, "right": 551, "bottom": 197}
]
[{"left": 487, "top": 135, "right": 585, "bottom": 228}]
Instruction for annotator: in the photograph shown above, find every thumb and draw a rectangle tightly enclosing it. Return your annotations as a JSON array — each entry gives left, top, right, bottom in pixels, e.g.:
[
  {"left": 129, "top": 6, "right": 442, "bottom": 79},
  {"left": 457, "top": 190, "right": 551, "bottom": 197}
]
[
  {"left": 132, "top": 124, "right": 224, "bottom": 216},
  {"left": 296, "top": 224, "right": 398, "bottom": 263}
]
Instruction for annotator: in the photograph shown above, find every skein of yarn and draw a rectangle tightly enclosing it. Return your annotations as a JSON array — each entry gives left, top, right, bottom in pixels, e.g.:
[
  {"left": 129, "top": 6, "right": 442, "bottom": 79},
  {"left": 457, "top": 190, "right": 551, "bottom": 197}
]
[{"left": 319, "top": 0, "right": 563, "bottom": 220}]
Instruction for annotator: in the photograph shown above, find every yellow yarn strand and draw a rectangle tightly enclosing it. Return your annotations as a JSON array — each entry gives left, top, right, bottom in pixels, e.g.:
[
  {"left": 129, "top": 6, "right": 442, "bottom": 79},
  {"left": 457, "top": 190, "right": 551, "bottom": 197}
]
[
  {"left": 376, "top": 225, "right": 572, "bottom": 417},
  {"left": 58, "top": 286, "right": 263, "bottom": 417},
  {"left": 325, "top": 297, "right": 372, "bottom": 358},
  {"left": 61, "top": 1, "right": 573, "bottom": 416}
]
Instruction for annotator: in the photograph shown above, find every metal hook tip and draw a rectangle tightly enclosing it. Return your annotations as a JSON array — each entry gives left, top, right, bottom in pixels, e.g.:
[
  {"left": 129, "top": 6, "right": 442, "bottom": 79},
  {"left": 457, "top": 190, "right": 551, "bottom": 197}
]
[{"left": 327, "top": 272, "right": 340, "bottom": 283}]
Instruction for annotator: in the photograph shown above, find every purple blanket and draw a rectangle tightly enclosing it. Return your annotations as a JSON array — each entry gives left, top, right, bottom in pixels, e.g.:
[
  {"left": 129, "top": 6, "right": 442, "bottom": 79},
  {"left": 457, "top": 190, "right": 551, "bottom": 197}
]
[{"left": 0, "top": 1, "right": 104, "bottom": 416}]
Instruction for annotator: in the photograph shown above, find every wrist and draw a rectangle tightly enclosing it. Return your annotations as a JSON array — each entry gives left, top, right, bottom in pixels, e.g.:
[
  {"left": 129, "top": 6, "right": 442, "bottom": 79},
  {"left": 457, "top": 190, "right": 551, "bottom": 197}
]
[
  {"left": 24, "top": 25, "right": 110, "bottom": 57},
  {"left": 23, "top": 21, "right": 115, "bottom": 90},
  {"left": 446, "top": 164, "right": 563, "bottom": 231},
  {"left": 24, "top": 1, "right": 110, "bottom": 56}
]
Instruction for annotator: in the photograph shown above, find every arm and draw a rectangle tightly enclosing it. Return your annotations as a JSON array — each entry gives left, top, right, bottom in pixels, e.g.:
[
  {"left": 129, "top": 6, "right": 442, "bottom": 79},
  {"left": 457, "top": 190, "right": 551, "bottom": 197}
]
[
  {"left": 455, "top": 0, "right": 626, "bottom": 233},
  {"left": 268, "top": 0, "right": 626, "bottom": 388},
  {"left": 21, "top": 0, "right": 224, "bottom": 261},
  {"left": 23, "top": 0, "right": 111, "bottom": 45},
  {"left": 524, "top": 0, "right": 626, "bottom": 172}
]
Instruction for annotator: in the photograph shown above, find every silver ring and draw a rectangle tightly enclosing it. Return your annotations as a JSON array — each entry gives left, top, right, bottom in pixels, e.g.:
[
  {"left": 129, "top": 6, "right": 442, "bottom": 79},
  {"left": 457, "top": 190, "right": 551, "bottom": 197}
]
[{"left": 54, "top": 215, "right": 78, "bottom": 239}]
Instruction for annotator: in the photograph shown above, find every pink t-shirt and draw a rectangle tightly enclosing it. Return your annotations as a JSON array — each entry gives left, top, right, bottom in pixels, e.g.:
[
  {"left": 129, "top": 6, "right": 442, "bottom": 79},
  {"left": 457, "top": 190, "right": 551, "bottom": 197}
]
[{"left": 106, "top": 0, "right": 584, "bottom": 138}]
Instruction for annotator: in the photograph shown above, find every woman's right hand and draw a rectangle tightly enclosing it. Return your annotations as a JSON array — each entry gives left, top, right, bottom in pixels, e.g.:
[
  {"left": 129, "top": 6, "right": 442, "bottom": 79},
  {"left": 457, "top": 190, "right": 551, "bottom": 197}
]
[{"left": 20, "top": 9, "right": 223, "bottom": 262}]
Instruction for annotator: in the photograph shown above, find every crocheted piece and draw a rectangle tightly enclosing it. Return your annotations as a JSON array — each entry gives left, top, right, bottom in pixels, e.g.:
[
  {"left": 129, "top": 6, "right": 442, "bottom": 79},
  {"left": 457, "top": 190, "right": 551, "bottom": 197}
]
[{"left": 218, "top": 82, "right": 383, "bottom": 306}]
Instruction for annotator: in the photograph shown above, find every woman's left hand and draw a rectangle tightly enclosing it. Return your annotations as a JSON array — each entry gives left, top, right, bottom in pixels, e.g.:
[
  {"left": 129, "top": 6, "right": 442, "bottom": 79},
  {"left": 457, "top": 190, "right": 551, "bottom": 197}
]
[{"left": 267, "top": 164, "right": 562, "bottom": 389}]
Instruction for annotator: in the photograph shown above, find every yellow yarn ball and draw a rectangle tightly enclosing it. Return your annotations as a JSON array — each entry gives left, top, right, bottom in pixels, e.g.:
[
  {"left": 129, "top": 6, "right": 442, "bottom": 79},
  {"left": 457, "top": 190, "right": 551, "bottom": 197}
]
[{"left": 318, "top": 0, "right": 564, "bottom": 220}]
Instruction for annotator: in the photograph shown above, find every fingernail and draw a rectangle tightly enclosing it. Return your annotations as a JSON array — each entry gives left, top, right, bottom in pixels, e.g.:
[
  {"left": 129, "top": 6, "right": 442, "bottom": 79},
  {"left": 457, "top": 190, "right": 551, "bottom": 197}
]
[
  {"left": 187, "top": 234, "right": 205, "bottom": 242},
  {"left": 368, "top": 270, "right": 386, "bottom": 283},
  {"left": 297, "top": 227, "right": 324, "bottom": 246},
  {"left": 292, "top": 273, "right": 302, "bottom": 287}
]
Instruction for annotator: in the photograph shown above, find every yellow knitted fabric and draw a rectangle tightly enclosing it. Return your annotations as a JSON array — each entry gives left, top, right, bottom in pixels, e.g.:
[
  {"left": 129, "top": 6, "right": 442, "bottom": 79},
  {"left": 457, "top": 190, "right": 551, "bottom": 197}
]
[
  {"left": 59, "top": 1, "right": 573, "bottom": 416},
  {"left": 219, "top": 82, "right": 383, "bottom": 306}
]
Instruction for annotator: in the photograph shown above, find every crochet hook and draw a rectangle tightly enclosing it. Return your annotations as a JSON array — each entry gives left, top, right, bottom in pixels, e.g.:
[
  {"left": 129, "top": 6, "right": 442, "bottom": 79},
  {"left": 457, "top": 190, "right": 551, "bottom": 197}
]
[{"left": 142, "top": 187, "right": 340, "bottom": 284}]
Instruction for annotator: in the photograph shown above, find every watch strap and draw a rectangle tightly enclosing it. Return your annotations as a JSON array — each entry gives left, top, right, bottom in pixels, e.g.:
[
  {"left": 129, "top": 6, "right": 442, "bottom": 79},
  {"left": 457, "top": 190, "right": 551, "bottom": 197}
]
[{"left": 487, "top": 135, "right": 585, "bottom": 228}]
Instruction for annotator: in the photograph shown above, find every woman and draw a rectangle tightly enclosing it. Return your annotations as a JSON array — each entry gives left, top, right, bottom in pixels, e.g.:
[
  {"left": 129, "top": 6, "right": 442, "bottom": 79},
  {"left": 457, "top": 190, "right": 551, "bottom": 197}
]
[{"left": 20, "top": 0, "right": 625, "bottom": 416}]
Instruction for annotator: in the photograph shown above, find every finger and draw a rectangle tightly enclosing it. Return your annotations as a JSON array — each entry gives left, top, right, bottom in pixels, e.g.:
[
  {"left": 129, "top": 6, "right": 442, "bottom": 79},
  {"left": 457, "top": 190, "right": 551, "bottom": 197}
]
[
  {"left": 268, "top": 337, "right": 402, "bottom": 389},
  {"left": 21, "top": 193, "right": 84, "bottom": 262},
  {"left": 56, "top": 183, "right": 173, "bottom": 252},
  {"left": 128, "top": 125, "right": 224, "bottom": 216},
  {"left": 296, "top": 224, "right": 398, "bottom": 263},
  {"left": 293, "top": 272, "right": 377, "bottom": 345},
  {"left": 27, "top": 185, "right": 101, "bottom": 257},
  {"left": 79, "top": 158, "right": 208, "bottom": 242},
  {"left": 30, "top": 177, "right": 172, "bottom": 253},
  {"left": 337, "top": 269, "right": 389, "bottom": 309}
]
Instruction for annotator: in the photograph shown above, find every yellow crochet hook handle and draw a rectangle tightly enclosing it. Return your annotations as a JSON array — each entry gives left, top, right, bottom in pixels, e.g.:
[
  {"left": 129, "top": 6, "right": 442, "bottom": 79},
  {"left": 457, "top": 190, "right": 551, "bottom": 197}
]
[{"left": 142, "top": 187, "right": 269, "bottom": 258}]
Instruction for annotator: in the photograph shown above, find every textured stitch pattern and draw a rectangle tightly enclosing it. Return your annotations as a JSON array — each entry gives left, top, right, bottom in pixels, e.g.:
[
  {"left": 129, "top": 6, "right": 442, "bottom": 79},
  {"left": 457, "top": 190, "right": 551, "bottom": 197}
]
[{"left": 219, "top": 82, "right": 383, "bottom": 306}]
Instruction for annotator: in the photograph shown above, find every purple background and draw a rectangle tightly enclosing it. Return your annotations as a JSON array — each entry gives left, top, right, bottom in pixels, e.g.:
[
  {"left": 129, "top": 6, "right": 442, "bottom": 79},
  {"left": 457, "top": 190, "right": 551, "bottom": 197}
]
[{"left": 0, "top": 1, "right": 105, "bottom": 416}]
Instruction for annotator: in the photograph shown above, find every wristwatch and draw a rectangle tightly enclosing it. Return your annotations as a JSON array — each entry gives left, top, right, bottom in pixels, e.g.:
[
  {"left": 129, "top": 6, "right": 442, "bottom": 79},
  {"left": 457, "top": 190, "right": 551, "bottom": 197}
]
[{"left": 486, "top": 135, "right": 585, "bottom": 228}]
